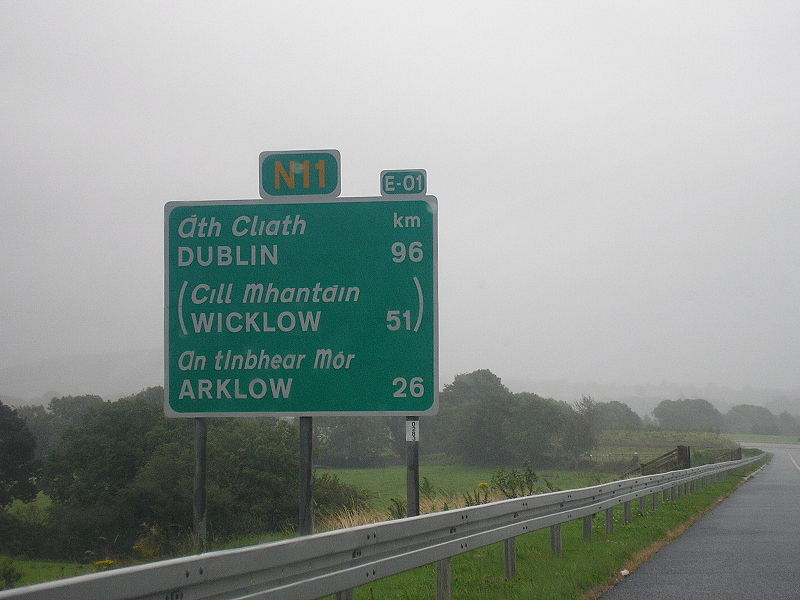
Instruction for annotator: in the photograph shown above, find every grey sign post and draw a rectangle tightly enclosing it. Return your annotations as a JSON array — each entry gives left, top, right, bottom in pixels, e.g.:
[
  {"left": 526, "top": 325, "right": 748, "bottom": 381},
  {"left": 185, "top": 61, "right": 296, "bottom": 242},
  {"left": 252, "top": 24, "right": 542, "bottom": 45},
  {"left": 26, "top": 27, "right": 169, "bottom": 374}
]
[{"left": 406, "top": 417, "right": 420, "bottom": 516}]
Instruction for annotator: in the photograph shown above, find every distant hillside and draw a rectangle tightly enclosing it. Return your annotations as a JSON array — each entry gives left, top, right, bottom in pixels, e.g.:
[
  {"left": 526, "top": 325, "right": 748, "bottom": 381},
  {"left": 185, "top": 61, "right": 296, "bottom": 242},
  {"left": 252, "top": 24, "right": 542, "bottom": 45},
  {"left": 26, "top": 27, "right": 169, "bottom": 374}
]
[
  {"left": 504, "top": 377, "right": 800, "bottom": 417},
  {"left": 3, "top": 351, "right": 799, "bottom": 417},
  {"left": 0, "top": 348, "right": 162, "bottom": 405}
]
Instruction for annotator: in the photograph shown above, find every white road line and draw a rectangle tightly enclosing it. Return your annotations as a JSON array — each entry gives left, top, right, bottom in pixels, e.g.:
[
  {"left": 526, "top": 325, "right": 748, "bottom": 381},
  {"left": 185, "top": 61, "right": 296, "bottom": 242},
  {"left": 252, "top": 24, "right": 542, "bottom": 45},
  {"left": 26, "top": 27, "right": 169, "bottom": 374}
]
[{"left": 789, "top": 453, "right": 800, "bottom": 473}]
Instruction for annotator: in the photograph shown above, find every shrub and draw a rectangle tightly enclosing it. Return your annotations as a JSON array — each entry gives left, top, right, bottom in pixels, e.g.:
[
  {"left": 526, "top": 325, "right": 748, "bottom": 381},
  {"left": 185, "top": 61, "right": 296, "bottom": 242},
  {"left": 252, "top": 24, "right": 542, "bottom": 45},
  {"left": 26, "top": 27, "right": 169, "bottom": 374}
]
[
  {"left": 491, "top": 462, "right": 540, "bottom": 499},
  {"left": 462, "top": 483, "right": 490, "bottom": 506},
  {"left": 0, "top": 557, "right": 21, "bottom": 590}
]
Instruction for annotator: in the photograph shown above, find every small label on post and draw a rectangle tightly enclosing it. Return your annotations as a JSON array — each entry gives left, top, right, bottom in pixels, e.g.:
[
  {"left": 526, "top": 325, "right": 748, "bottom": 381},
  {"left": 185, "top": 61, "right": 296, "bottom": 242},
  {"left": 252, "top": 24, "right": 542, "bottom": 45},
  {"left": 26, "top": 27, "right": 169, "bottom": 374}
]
[
  {"left": 381, "top": 169, "right": 427, "bottom": 195},
  {"left": 406, "top": 419, "right": 420, "bottom": 442}
]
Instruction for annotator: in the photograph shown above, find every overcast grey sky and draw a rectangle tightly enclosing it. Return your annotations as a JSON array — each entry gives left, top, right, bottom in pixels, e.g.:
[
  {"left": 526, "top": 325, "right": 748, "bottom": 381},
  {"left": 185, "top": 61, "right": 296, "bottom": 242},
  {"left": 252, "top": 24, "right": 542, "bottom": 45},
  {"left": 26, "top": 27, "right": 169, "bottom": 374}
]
[{"left": 2, "top": 1, "right": 799, "bottom": 392}]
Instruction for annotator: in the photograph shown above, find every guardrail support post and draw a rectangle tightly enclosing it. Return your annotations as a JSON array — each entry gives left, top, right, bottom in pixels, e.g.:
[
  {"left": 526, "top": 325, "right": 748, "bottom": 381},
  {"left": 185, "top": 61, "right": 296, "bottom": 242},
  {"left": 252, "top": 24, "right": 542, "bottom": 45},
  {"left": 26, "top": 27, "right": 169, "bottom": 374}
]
[
  {"left": 583, "top": 514, "right": 593, "bottom": 540},
  {"left": 551, "top": 523, "right": 562, "bottom": 555},
  {"left": 605, "top": 508, "right": 614, "bottom": 533},
  {"left": 335, "top": 590, "right": 354, "bottom": 600},
  {"left": 639, "top": 496, "right": 646, "bottom": 513},
  {"left": 624, "top": 501, "right": 632, "bottom": 523},
  {"left": 653, "top": 492, "right": 659, "bottom": 510},
  {"left": 504, "top": 537, "right": 517, "bottom": 578},
  {"left": 437, "top": 558, "right": 452, "bottom": 600}
]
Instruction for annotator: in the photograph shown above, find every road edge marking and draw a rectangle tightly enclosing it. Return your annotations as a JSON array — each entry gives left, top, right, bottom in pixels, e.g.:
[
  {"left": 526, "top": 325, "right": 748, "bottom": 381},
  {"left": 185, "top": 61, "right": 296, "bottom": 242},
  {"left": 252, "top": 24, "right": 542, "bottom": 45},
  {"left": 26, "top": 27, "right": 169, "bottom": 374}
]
[{"left": 789, "top": 453, "right": 800, "bottom": 473}]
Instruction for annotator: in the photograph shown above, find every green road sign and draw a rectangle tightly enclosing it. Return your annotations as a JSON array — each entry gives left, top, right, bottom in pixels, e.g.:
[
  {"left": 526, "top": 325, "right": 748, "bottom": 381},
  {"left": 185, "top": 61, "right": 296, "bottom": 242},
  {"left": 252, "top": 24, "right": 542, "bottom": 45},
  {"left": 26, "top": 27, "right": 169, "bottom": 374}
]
[
  {"left": 164, "top": 196, "right": 437, "bottom": 416},
  {"left": 259, "top": 150, "right": 341, "bottom": 198},
  {"left": 381, "top": 169, "right": 427, "bottom": 195}
]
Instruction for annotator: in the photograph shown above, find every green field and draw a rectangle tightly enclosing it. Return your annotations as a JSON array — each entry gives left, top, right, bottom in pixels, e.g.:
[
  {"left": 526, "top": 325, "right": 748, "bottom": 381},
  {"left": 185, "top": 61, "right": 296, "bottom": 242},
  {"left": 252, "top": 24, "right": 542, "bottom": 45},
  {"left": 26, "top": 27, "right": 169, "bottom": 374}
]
[
  {"left": 722, "top": 433, "right": 800, "bottom": 444},
  {"left": 591, "top": 430, "right": 739, "bottom": 469},
  {"left": 1, "top": 557, "right": 91, "bottom": 589}
]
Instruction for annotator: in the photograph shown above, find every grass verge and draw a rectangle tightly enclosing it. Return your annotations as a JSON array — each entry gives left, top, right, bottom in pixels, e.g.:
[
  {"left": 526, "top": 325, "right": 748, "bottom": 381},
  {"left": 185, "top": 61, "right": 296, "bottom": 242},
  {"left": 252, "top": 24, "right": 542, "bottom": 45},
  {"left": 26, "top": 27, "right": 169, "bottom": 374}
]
[
  {"left": 324, "top": 457, "right": 768, "bottom": 600},
  {"left": 1, "top": 557, "right": 92, "bottom": 589}
]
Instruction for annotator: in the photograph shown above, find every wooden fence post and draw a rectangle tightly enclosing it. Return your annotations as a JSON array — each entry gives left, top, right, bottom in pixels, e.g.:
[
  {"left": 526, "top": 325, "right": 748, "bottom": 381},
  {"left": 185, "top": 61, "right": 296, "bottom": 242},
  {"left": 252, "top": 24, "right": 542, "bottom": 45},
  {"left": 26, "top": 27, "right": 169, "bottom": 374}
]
[{"left": 677, "top": 445, "right": 691, "bottom": 469}]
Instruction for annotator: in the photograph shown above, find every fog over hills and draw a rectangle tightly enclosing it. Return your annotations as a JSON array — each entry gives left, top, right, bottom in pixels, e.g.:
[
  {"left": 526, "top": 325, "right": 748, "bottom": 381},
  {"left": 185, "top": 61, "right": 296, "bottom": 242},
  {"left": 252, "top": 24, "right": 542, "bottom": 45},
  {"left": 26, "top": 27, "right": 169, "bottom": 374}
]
[
  {"left": 0, "top": 349, "right": 162, "bottom": 405},
  {"left": 505, "top": 377, "right": 800, "bottom": 417},
  {"left": 1, "top": 348, "right": 798, "bottom": 418}
]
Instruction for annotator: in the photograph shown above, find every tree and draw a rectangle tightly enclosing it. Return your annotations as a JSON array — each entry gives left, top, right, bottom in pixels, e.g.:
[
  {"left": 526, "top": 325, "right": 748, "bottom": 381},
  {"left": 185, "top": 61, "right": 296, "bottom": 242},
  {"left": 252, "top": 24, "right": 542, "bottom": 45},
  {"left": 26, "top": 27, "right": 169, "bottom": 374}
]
[
  {"left": 40, "top": 387, "right": 365, "bottom": 558},
  {"left": 40, "top": 388, "right": 171, "bottom": 556},
  {"left": 16, "top": 395, "right": 105, "bottom": 460},
  {"left": 14, "top": 405, "right": 55, "bottom": 460},
  {"left": 653, "top": 398, "right": 723, "bottom": 432},
  {"left": 777, "top": 411, "right": 800, "bottom": 436},
  {"left": 316, "top": 417, "right": 393, "bottom": 467},
  {"left": 0, "top": 401, "right": 37, "bottom": 507},
  {"left": 590, "top": 400, "right": 642, "bottom": 432},
  {"left": 723, "top": 404, "right": 780, "bottom": 435},
  {"left": 427, "top": 370, "right": 515, "bottom": 466},
  {"left": 42, "top": 390, "right": 165, "bottom": 508},
  {"left": 507, "top": 392, "right": 573, "bottom": 466},
  {"left": 47, "top": 395, "right": 105, "bottom": 429},
  {"left": 558, "top": 398, "right": 596, "bottom": 467}
]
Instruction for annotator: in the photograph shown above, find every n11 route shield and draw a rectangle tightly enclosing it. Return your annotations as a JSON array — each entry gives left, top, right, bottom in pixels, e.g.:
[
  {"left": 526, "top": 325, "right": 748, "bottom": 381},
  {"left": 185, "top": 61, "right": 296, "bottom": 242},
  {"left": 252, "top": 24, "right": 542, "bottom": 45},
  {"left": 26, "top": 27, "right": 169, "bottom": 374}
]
[{"left": 164, "top": 197, "right": 437, "bottom": 417}]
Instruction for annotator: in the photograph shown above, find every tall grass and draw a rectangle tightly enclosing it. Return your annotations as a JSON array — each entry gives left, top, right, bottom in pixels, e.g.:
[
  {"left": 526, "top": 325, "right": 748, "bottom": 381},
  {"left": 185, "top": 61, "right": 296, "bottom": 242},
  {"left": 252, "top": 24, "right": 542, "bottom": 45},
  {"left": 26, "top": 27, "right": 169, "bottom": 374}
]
[{"left": 316, "top": 468, "right": 611, "bottom": 532}]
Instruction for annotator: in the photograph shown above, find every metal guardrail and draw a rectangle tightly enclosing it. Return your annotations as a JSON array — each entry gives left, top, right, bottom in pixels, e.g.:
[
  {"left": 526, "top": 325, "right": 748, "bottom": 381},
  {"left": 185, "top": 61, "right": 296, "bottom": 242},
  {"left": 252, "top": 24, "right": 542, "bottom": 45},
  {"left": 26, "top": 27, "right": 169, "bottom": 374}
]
[{"left": 0, "top": 454, "right": 763, "bottom": 600}]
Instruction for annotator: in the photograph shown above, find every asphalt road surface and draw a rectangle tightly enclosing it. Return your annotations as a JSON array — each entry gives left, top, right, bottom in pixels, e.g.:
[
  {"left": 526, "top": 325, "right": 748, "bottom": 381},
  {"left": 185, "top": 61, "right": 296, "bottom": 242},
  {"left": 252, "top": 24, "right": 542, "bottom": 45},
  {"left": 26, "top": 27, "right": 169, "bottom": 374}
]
[{"left": 600, "top": 443, "right": 800, "bottom": 600}]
